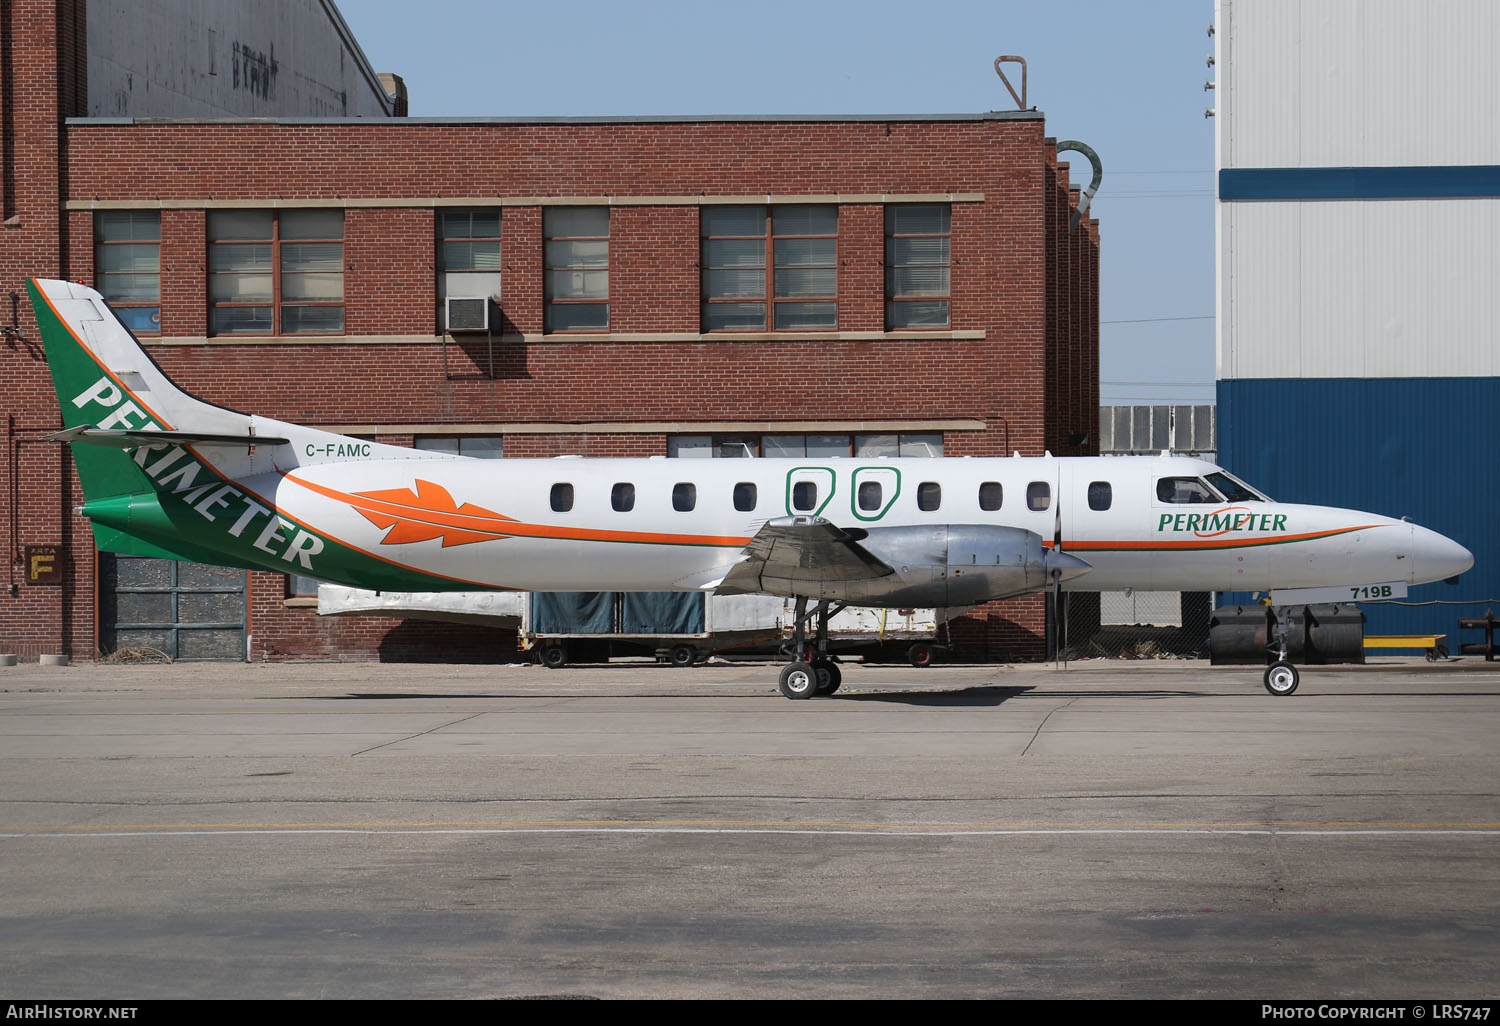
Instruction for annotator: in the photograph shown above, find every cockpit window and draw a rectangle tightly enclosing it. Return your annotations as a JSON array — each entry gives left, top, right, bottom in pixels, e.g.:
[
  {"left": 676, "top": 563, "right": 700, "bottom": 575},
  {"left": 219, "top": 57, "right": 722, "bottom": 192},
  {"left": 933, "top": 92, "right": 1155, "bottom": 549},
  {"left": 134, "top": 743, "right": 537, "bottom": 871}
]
[
  {"left": 1205, "top": 471, "right": 1268, "bottom": 502},
  {"left": 1156, "top": 477, "right": 1219, "bottom": 504}
]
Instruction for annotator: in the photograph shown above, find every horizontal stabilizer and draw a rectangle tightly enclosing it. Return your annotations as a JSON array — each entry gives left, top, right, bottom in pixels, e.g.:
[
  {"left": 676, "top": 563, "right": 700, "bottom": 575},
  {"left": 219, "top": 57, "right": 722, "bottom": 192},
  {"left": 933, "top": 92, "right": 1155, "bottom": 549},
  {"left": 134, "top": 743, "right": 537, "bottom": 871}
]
[{"left": 45, "top": 426, "right": 290, "bottom": 448}]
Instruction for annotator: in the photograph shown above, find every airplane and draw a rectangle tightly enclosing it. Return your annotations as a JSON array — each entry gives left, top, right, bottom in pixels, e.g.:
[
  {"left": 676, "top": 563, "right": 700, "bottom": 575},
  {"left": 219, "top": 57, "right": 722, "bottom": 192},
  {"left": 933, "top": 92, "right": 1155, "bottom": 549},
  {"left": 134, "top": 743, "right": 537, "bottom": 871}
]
[{"left": 26, "top": 278, "right": 1474, "bottom": 699}]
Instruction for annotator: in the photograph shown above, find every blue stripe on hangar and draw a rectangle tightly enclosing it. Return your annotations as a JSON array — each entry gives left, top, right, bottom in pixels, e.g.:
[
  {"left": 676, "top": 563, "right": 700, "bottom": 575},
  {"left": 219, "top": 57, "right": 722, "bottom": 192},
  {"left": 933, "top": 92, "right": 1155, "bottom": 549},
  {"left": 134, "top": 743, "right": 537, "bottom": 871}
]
[
  {"left": 1215, "top": 376, "right": 1499, "bottom": 641},
  {"left": 1220, "top": 166, "right": 1500, "bottom": 200}
]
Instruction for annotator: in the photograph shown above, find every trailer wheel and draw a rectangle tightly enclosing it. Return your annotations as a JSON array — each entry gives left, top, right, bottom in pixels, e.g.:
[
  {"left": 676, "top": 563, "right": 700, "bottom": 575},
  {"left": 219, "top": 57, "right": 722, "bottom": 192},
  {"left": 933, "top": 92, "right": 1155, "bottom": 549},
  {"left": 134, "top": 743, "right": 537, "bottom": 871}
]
[
  {"left": 540, "top": 644, "right": 568, "bottom": 669},
  {"left": 907, "top": 643, "right": 935, "bottom": 668},
  {"left": 668, "top": 644, "right": 696, "bottom": 668}
]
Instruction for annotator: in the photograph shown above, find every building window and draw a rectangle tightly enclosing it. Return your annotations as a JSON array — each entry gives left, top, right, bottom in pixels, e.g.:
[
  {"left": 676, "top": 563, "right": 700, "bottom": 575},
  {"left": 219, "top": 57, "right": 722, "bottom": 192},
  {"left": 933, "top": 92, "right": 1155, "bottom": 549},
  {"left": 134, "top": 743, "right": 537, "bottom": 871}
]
[
  {"left": 95, "top": 211, "right": 161, "bottom": 335},
  {"left": 668, "top": 435, "right": 755, "bottom": 459},
  {"left": 702, "top": 205, "right": 836, "bottom": 331},
  {"left": 544, "top": 207, "right": 609, "bottom": 332},
  {"left": 885, "top": 204, "right": 950, "bottom": 329},
  {"left": 414, "top": 436, "right": 503, "bottom": 458},
  {"left": 439, "top": 208, "right": 501, "bottom": 301},
  {"left": 669, "top": 433, "right": 941, "bottom": 458},
  {"left": 208, "top": 210, "right": 344, "bottom": 336}
]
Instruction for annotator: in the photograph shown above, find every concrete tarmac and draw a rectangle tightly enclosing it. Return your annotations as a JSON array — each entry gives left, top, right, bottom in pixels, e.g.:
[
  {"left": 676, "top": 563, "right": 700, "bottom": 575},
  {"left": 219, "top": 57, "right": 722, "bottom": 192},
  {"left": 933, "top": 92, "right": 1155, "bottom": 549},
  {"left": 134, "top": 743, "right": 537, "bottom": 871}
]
[{"left": 1, "top": 656, "right": 1498, "bottom": 999}]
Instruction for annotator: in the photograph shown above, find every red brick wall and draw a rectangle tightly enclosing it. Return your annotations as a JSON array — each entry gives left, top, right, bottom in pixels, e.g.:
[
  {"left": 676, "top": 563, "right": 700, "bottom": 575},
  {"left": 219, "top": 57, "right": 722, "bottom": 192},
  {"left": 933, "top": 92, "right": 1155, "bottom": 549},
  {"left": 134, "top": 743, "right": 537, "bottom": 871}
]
[
  {"left": 347, "top": 207, "right": 435, "bottom": 335},
  {"left": 1, "top": 0, "right": 87, "bottom": 662},
  {"left": 1, "top": 16, "right": 1098, "bottom": 663}
]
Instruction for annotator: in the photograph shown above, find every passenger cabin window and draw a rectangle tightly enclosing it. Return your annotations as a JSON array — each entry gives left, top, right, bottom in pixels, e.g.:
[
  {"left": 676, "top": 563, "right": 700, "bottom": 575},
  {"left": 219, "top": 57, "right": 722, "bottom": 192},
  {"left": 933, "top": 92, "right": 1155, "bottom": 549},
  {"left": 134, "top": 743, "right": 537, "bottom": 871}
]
[
  {"left": 1087, "top": 481, "right": 1112, "bottom": 511},
  {"left": 978, "top": 481, "right": 1003, "bottom": 512},
  {"left": 734, "top": 482, "right": 758, "bottom": 512},
  {"left": 1157, "top": 477, "right": 1218, "bottom": 504},
  {"left": 550, "top": 483, "right": 574, "bottom": 513},
  {"left": 857, "top": 480, "right": 883, "bottom": 512},
  {"left": 1027, "top": 482, "right": 1051, "bottom": 512},
  {"left": 673, "top": 483, "right": 697, "bottom": 512},
  {"left": 791, "top": 481, "right": 818, "bottom": 513},
  {"left": 917, "top": 481, "right": 941, "bottom": 512},
  {"left": 611, "top": 482, "right": 636, "bottom": 512}
]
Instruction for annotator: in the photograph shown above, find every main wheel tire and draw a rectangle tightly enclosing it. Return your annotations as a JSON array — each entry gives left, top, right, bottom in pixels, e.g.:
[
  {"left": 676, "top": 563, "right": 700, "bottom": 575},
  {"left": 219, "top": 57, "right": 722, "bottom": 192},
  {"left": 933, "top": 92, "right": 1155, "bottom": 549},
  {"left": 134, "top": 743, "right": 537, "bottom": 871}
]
[
  {"left": 907, "top": 643, "right": 934, "bottom": 668},
  {"left": 540, "top": 644, "right": 568, "bottom": 669},
  {"left": 669, "top": 644, "right": 696, "bottom": 668},
  {"left": 814, "top": 660, "right": 842, "bottom": 695},
  {"left": 779, "top": 661, "right": 818, "bottom": 700},
  {"left": 1263, "top": 661, "right": 1299, "bottom": 696}
]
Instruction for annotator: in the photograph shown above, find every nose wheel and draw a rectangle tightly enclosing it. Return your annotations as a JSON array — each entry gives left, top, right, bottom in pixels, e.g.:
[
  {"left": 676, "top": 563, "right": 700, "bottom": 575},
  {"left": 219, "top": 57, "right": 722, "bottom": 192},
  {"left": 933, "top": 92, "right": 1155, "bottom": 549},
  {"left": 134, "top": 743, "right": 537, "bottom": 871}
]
[{"left": 1263, "top": 661, "right": 1300, "bottom": 696}]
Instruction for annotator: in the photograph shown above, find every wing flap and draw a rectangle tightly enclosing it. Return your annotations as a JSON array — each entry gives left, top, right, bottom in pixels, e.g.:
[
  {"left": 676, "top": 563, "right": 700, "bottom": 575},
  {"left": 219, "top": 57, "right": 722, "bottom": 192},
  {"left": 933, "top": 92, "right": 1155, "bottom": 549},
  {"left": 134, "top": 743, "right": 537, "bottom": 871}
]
[{"left": 716, "top": 516, "right": 894, "bottom": 595}]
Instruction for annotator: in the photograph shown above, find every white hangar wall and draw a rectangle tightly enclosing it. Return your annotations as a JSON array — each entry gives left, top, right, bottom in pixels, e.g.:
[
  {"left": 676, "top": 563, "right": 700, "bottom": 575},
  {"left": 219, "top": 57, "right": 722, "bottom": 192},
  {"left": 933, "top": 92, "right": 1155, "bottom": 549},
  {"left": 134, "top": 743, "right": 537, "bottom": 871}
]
[{"left": 1213, "top": 0, "right": 1500, "bottom": 639}]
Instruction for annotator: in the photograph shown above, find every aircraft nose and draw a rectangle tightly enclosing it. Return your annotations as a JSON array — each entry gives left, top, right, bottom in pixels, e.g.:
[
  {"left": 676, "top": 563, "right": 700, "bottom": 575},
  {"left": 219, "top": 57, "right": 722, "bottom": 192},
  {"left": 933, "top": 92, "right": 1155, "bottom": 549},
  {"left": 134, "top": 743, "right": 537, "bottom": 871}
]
[
  {"left": 1409, "top": 523, "right": 1473, "bottom": 585},
  {"left": 1044, "top": 548, "right": 1093, "bottom": 585}
]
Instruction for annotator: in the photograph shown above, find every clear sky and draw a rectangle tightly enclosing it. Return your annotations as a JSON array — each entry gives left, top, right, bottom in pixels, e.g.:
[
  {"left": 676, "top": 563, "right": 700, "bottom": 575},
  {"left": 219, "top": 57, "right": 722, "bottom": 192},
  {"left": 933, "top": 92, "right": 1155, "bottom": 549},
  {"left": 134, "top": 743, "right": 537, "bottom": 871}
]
[{"left": 340, "top": 0, "right": 1217, "bottom": 407}]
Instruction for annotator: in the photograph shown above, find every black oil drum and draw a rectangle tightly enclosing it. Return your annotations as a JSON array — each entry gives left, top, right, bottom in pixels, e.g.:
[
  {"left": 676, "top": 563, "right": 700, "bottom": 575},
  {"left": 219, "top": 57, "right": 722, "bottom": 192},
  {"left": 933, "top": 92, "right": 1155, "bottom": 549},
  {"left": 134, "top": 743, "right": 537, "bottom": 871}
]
[{"left": 1209, "top": 603, "right": 1365, "bottom": 665}]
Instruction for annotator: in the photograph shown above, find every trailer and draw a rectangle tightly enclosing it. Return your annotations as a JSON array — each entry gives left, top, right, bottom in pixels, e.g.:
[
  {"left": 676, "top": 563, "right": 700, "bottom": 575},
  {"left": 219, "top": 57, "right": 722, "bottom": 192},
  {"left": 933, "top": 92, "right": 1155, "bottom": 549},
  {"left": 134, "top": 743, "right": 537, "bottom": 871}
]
[{"left": 316, "top": 586, "right": 945, "bottom": 666}]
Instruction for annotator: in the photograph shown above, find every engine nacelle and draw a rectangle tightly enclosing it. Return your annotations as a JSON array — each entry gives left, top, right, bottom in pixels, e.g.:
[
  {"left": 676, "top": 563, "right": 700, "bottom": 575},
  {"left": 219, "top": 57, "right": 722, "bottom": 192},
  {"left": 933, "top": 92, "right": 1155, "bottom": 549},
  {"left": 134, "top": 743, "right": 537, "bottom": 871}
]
[{"left": 781, "top": 524, "right": 1091, "bottom": 607}]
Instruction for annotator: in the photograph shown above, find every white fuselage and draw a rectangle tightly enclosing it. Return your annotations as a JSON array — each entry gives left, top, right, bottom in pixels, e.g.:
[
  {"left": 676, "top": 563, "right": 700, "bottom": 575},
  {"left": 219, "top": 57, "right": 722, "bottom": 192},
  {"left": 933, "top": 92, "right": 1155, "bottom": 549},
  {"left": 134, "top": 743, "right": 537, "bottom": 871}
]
[{"left": 256, "top": 451, "right": 1470, "bottom": 596}]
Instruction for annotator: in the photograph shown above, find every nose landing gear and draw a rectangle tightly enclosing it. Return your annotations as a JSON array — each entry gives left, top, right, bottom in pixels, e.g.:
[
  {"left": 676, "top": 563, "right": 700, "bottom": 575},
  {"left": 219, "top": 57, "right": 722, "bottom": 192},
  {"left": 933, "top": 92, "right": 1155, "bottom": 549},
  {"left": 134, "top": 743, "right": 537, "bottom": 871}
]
[{"left": 1263, "top": 611, "right": 1300, "bottom": 695}]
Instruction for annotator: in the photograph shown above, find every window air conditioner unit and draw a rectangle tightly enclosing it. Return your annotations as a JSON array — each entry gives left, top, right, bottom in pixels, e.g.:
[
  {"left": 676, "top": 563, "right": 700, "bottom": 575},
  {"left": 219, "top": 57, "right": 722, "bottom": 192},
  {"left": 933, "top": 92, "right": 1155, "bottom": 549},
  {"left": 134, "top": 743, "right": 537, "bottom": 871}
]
[{"left": 445, "top": 296, "right": 491, "bottom": 332}]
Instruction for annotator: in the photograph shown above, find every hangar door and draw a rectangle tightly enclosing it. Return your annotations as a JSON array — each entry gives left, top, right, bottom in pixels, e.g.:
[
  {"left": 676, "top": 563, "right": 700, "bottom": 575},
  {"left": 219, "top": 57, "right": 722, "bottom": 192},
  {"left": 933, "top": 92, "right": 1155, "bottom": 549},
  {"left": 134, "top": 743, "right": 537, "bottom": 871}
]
[{"left": 100, "top": 555, "right": 247, "bottom": 661}]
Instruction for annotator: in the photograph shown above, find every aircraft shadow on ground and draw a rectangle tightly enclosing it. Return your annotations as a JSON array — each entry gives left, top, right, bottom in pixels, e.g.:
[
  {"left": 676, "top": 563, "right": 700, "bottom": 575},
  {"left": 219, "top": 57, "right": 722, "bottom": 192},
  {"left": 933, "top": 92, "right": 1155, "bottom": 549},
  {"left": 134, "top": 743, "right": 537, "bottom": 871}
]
[
  {"left": 837, "top": 685, "right": 1032, "bottom": 707},
  {"left": 285, "top": 693, "right": 504, "bottom": 700}
]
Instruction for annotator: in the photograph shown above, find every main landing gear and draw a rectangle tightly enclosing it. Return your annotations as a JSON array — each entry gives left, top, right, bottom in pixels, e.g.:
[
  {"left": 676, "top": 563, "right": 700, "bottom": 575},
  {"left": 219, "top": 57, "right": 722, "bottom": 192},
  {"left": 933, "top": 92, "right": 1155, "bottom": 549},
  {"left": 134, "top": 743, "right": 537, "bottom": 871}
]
[{"left": 777, "top": 596, "right": 845, "bottom": 700}]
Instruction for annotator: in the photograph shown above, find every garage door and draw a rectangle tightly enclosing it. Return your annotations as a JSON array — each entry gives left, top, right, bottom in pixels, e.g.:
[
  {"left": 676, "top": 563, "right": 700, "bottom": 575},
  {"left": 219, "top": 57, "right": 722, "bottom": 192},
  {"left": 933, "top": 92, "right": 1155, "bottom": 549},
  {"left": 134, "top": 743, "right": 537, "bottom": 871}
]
[{"left": 100, "top": 555, "right": 247, "bottom": 661}]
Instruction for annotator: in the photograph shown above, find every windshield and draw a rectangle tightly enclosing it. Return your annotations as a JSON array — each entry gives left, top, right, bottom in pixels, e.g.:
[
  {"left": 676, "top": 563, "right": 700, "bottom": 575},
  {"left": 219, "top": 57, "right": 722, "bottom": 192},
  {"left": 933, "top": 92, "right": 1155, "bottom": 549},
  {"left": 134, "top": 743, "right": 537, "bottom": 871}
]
[
  {"left": 1206, "top": 471, "right": 1270, "bottom": 503},
  {"left": 1156, "top": 477, "right": 1219, "bottom": 504}
]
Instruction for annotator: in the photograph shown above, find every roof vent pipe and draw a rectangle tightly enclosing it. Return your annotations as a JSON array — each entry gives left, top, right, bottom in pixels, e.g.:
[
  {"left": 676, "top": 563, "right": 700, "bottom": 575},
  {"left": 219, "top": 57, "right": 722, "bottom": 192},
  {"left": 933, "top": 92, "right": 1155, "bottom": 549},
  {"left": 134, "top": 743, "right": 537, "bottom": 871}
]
[
  {"left": 1055, "top": 140, "right": 1103, "bottom": 230},
  {"left": 994, "top": 56, "right": 1028, "bottom": 110}
]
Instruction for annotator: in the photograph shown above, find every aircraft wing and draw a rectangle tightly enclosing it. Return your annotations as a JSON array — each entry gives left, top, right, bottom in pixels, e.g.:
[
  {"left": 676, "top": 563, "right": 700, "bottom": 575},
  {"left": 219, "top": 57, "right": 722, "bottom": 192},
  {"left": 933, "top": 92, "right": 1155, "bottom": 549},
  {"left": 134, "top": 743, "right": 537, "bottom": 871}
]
[{"left": 714, "top": 516, "right": 895, "bottom": 595}]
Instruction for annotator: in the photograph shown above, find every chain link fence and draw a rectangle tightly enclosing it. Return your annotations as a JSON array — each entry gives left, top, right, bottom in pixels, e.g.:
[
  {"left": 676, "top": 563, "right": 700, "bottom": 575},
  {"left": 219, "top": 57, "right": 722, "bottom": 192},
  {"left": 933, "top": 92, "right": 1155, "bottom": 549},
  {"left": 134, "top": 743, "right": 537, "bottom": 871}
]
[{"left": 1062, "top": 591, "right": 1212, "bottom": 661}]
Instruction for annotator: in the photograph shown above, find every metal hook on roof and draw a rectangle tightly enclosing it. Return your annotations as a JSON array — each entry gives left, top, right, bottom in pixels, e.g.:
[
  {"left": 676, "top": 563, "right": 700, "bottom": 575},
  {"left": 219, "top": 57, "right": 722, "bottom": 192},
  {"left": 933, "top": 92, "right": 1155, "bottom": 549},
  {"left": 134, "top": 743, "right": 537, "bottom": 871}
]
[{"left": 1056, "top": 139, "right": 1103, "bottom": 231}]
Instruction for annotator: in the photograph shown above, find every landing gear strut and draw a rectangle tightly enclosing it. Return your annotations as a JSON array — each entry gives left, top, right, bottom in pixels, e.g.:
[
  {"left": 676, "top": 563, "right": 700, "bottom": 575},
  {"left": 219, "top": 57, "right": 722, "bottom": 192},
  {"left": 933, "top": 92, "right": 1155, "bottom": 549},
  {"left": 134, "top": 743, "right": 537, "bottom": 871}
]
[
  {"left": 778, "top": 596, "right": 845, "bottom": 699},
  {"left": 1263, "top": 610, "right": 1300, "bottom": 696}
]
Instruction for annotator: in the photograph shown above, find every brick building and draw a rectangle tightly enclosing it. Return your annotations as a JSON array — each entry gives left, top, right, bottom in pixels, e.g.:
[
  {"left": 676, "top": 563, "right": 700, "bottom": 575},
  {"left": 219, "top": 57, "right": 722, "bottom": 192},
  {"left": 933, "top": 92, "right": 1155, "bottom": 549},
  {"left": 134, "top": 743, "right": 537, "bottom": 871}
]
[{"left": 1, "top": 0, "right": 1099, "bottom": 663}]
